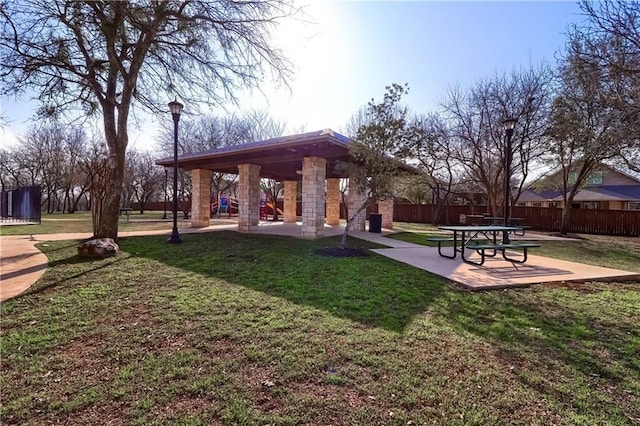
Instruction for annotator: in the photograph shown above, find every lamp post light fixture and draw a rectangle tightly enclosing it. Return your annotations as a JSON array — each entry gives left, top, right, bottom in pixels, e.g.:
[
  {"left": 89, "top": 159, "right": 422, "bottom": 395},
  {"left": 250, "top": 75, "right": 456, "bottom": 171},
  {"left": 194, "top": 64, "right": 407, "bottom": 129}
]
[
  {"left": 167, "top": 99, "right": 184, "bottom": 244},
  {"left": 502, "top": 117, "right": 517, "bottom": 244},
  {"left": 162, "top": 168, "right": 168, "bottom": 220}
]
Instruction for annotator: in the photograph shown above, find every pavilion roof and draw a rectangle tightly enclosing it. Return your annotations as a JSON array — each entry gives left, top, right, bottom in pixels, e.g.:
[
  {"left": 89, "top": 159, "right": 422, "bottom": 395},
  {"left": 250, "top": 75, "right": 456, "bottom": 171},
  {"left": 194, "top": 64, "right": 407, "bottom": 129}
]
[{"left": 156, "top": 129, "right": 353, "bottom": 181}]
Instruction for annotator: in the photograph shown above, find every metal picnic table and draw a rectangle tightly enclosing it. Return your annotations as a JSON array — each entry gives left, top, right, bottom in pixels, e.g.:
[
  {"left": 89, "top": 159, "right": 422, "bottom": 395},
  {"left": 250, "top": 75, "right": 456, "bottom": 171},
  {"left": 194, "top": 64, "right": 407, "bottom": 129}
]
[{"left": 431, "top": 225, "right": 540, "bottom": 266}]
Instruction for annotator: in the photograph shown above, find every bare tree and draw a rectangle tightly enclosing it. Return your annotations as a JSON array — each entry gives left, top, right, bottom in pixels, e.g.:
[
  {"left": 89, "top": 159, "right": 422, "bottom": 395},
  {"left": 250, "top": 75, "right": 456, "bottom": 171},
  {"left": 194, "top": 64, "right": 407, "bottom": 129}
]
[
  {"left": 1, "top": 0, "right": 296, "bottom": 239},
  {"left": 568, "top": 0, "right": 640, "bottom": 172},
  {"left": 58, "top": 126, "right": 89, "bottom": 213},
  {"left": 17, "top": 123, "right": 68, "bottom": 213},
  {"left": 442, "top": 66, "right": 554, "bottom": 216},
  {"left": 407, "top": 113, "right": 461, "bottom": 223},
  {"left": 124, "top": 149, "right": 162, "bottom": 214},
  {"left": 80, "top": 142, "right": 110, "bottom": 236},
  {"left": 546, "top": 40, "right": 631, "bottom": 234}
]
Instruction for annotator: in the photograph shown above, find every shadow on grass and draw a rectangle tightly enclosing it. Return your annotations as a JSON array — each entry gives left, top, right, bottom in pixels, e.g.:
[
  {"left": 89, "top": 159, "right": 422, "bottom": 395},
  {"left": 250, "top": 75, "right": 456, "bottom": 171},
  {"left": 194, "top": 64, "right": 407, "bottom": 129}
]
[
  {"left": 436, "top": 285, "right": 640, "bottom": 420},
  {"left": 23, "top": 241, "right": 131, "bottom": 297},
  {"left": 121, "top": 231, "right": 448, "bottom": 332}
]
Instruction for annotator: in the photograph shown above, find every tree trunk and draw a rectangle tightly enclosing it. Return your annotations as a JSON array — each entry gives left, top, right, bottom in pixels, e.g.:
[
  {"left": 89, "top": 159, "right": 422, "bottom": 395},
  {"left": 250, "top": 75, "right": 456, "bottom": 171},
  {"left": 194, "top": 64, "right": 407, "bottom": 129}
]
[
  {"left": 559, "top": 205, "right": 572, "bottom": 235},
  {"left": 96, "top": 103, "right": 127, "bottom": 240},
  {"left": 339, "top": 202, "right": 369, "bottom": 249}
]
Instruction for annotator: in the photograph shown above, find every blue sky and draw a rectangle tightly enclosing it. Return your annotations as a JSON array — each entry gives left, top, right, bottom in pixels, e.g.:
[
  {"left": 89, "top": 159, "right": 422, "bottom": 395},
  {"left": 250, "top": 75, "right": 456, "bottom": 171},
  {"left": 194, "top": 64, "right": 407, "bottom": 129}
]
[{"left": 0, "top": 1, "right": 584, "bottom": 150}]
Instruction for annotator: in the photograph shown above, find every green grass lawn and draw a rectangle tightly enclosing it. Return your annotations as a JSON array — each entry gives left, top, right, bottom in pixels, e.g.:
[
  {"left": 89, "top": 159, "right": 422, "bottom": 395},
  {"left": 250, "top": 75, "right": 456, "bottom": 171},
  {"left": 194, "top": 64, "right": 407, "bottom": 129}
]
[
  {"left": 0, "top": 211, "right": 233, "bottom": 236},
  {"left": 1, "top": 230, "right": 639, "bottom": 424}
]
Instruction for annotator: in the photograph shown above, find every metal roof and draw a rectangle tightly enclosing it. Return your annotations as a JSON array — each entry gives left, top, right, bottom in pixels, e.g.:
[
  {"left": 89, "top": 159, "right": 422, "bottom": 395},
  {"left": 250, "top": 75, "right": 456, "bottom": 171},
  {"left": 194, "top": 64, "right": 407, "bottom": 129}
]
[{"left": 156, "top": 129, "right": 354, "bottom": 181}]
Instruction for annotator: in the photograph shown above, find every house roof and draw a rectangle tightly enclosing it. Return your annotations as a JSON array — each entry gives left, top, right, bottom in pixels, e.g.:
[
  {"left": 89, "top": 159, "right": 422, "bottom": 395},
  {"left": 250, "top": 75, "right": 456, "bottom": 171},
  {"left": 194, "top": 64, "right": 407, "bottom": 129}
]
[
  {"left": 550, "top": 185, "right": 640, "bottom": 202},
  {"left": 156, "top": 129, "right": 353, "bottom": 181},
  {"left": 517, "top": 188, "right": 562, "bottom": 202}
]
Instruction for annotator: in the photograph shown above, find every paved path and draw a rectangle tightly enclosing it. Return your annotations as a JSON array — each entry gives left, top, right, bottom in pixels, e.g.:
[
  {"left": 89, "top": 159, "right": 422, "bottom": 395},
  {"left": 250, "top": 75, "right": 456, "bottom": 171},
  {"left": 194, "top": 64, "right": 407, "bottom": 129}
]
[{"left": 1, "top": 224, "right": 638, "bottom": 301}]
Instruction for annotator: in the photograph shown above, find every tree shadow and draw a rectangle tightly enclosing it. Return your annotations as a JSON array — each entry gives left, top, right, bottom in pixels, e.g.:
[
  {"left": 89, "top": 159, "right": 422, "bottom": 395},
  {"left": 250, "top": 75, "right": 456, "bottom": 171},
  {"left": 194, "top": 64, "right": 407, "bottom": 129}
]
[
  {"left": 435, "top": 284, "right": 640, "bottom": 420},
  {"left": 121, "top": 231, "right": 448, "bottom": 333},
  {"left": 23, "top": 246, "right": 129, "bottom": 298}
]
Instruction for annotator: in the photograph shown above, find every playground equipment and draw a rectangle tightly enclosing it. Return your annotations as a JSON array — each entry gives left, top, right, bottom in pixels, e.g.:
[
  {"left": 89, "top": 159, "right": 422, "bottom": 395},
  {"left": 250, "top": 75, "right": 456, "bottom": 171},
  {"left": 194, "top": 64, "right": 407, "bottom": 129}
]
[
  {"left": 261, "top": 202, "right": 284, "bottom": 220},
  {"left": 211, "top": 196, "right": 238, "bottom": 218}
]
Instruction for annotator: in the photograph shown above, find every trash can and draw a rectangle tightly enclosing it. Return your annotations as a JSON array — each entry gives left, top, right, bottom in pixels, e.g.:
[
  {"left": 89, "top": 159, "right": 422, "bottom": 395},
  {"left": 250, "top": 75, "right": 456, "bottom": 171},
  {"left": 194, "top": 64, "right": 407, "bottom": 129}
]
[{"left": 369, "top": 213, "right": 382, "bottom": 233}]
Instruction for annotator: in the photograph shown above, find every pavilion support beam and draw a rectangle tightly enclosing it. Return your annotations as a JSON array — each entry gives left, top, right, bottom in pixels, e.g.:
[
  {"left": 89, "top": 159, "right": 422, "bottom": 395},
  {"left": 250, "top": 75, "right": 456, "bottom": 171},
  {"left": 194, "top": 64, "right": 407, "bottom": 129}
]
[
  {"left": 378, "top": 197, "right": 394, "bottom": 230},
  {"left": 191, "top": 169, "right": 212, "bottom": 227},
  {"left": 283, "top": 180, "right": 297, "bottom": 223},
  {"left": 348, "top": 175, "right": 367, "bottom": 232},
  {"left": 238, "top": 163, "right": 261, "bottom": 231},
  {"left": 301, "top": 156, "right": 327, "bottom": 238},
  {"left": 326, "top": 178, "right": 341, "bottom": 226}
]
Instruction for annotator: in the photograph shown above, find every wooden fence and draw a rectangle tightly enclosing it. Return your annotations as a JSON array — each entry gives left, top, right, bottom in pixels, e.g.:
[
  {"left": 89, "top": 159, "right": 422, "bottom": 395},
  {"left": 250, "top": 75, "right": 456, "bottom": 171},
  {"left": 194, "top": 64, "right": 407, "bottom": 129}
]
[
  {"left": 392, "top": 203, "right": 640, "bottom": 237},
  {"left": 130, "top": 201, "right": 639, "bottom": 236}
]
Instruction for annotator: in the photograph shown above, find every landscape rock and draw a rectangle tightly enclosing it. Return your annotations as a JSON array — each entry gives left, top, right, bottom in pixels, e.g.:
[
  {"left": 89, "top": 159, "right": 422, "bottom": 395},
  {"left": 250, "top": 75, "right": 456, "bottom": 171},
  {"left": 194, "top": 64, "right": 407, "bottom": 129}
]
[{"left": 77, "top": 238, "right": 119, "bottom": 258}]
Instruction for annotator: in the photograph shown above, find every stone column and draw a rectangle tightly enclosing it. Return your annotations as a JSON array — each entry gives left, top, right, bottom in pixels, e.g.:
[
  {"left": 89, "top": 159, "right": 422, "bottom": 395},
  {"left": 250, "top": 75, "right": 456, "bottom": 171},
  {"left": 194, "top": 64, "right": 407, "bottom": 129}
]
[
  {"left": 348, "top": 175, "right": 367, "bottom": 231},
  {"left": 191, "top": 169, "right": 213, "bottom": 227},
  {"left": 283, "top": 180, "right": 298, "bottom": 223},
  {"left": 377, "top": 197, "right": 394, "bottom": 230},
  {"left": 301, "top": 156, "right": 327, "bottom": 238},
  {"left": 326, "top": 178, "right": 341, "bottom": 226},
  {"left": 238, "top": 163, "right": 261, "bottom": 231}
]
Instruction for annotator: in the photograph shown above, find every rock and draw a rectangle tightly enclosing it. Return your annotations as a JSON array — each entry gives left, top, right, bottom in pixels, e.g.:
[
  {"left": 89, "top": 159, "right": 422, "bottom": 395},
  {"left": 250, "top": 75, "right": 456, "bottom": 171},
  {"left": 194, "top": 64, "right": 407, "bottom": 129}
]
[{"left": 77, "top": 238, "right": 119, "bottom": 258}]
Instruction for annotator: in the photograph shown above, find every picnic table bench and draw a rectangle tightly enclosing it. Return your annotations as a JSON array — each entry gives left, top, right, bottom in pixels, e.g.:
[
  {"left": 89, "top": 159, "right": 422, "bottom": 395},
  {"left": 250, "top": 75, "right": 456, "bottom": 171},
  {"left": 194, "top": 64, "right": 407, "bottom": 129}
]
[
  {"left": 434, "top": 225, "right": 540, "bottom": 266},
  {"left": 468, "top": 242, "right": 540, "bottom": 265}
]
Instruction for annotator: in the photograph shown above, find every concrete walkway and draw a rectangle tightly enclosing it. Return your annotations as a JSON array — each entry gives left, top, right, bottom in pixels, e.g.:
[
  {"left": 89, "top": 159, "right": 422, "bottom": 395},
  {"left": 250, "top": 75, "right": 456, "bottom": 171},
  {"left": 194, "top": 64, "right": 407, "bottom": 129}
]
[{"left": 1, "top": 223, "right": 638, "bottom": 301}]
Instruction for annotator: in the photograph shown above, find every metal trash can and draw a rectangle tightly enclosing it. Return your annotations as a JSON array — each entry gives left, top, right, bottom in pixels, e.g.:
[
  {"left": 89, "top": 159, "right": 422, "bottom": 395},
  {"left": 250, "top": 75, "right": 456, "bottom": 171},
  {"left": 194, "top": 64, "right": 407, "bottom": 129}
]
[{"left": 369, "top": 213, "right": 382, "bottom": 233}]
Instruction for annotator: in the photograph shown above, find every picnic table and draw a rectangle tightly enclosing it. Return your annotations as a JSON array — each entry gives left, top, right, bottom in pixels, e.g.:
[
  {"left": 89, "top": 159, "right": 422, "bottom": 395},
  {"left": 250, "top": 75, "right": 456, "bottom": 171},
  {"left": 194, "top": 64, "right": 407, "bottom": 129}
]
[
  {"left": 430, "top": 225, "right": 540, "bottom": 266},
  {"left": 483, "top": 216, "right": 525, "bottom": 225},
  {"left": 483, "top": 217, "right": 529, "bottom": 235}
]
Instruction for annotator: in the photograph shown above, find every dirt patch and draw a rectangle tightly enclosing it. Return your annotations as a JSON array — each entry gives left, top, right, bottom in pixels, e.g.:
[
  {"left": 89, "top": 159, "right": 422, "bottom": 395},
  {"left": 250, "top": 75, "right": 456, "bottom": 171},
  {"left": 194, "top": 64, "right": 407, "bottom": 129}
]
[{"left": 314, "top": 247, "right": 369, "bottom": 257}]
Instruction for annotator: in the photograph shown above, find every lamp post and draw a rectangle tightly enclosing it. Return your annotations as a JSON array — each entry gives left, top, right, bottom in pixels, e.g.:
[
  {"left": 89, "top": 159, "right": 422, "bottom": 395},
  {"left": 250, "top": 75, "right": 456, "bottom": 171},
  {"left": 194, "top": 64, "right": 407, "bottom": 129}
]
[
  {"left": 162, "top": 168, "right": 168, "bottom": 220},
  {"left": 167, "top": 99, "right": 184, "bottom": 244},
  {"left": 502, "top": 118, "right": 517, "bottom": 244}
]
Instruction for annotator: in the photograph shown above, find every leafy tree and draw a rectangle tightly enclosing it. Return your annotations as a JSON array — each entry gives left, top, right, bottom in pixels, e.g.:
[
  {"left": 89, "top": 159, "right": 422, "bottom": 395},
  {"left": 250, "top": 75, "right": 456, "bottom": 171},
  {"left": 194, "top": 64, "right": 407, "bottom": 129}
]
[
  {"left": 338, "top": 83, "right": 413, "bottom": 249},
  {"left": 1, "top": 0, "right": 295, "bottom": 238}
]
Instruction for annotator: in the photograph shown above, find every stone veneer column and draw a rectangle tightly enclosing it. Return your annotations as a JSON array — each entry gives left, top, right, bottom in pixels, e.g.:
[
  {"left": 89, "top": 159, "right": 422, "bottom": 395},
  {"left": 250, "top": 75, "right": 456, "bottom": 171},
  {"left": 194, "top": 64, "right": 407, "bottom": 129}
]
[
  {"left": 377, "top": 197, "right": 394, "bottom": 230},
  {"left": 191, "top": 169, "right": 213, "bottom": 227},
  {"left": 238, "top": 163, "right": 261, "bottom": 231},
  {"left": 301, "top": 156, "right": 327, "bottom": 238},
  {"left": 326, "top": 178, "right": 341, "bottom": 226},
  {"left": 348, "top": 175, "right": 367, "bottom": 231},
  {"left": 283, "top": 180, "right": 298, "bottom": 223}
]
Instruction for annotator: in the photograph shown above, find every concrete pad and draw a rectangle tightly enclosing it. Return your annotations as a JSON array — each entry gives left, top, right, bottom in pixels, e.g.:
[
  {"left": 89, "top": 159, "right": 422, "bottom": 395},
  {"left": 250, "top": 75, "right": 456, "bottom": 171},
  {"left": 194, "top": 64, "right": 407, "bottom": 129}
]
[{"left": 370, "top": 246, "right": 640, "bottom": 290}]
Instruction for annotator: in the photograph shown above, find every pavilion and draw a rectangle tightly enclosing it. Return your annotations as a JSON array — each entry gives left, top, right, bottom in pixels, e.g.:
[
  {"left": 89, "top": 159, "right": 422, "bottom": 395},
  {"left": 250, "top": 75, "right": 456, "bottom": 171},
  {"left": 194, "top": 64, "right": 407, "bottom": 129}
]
[{"left": 156, "top": 129, "right": 396, "bottom": 238}]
